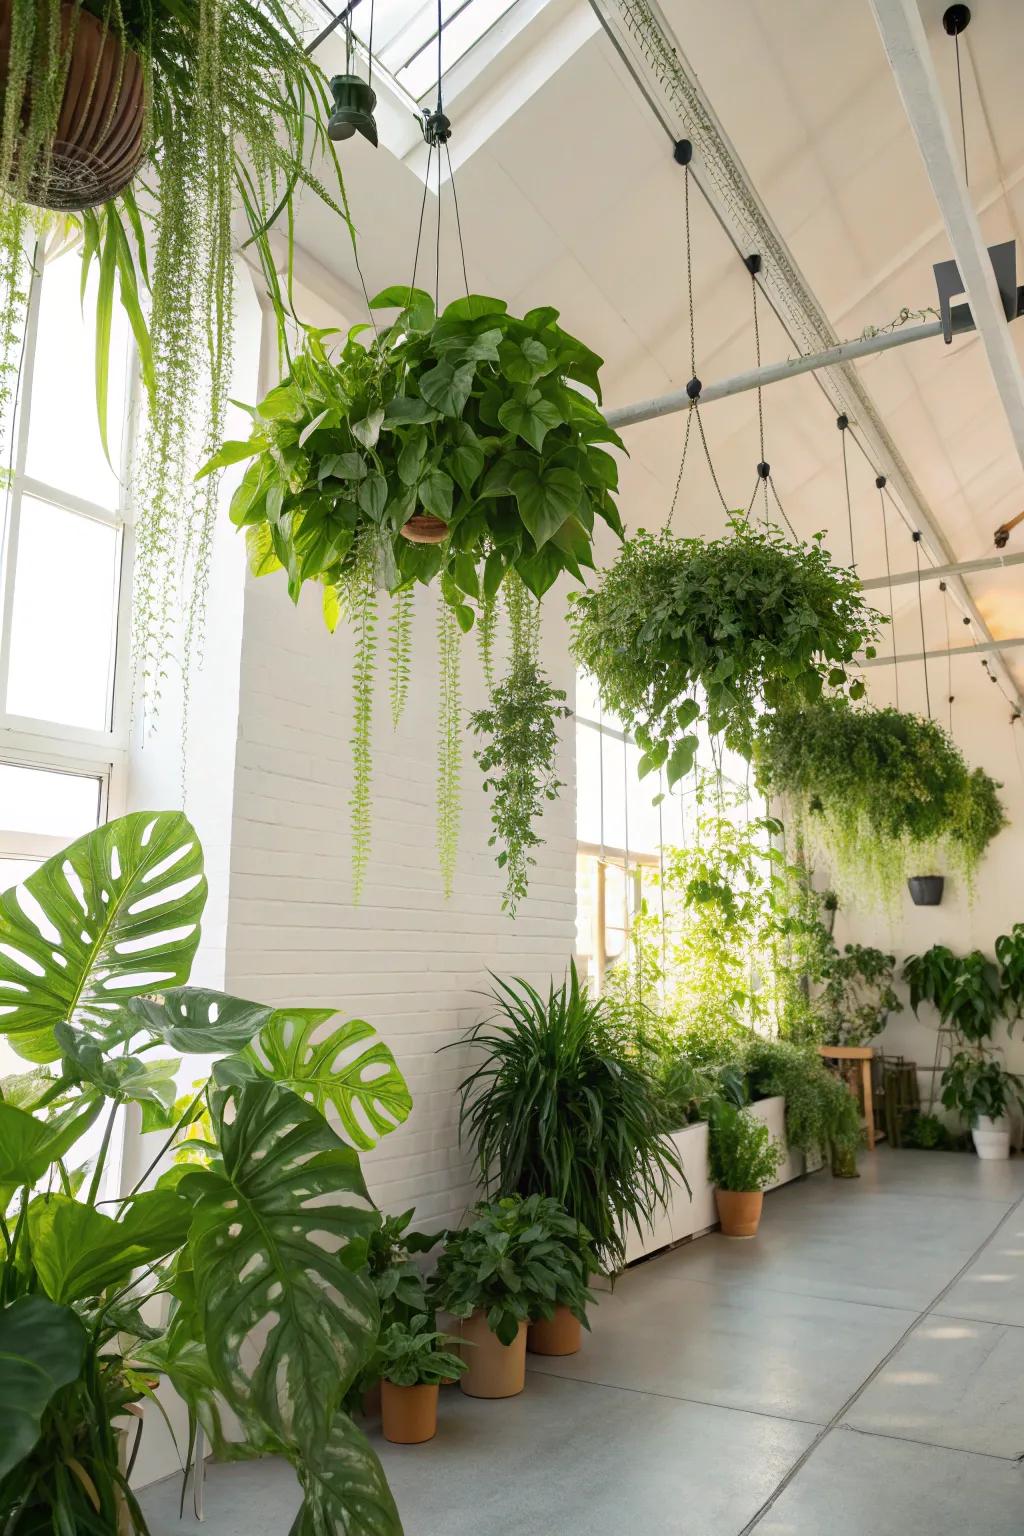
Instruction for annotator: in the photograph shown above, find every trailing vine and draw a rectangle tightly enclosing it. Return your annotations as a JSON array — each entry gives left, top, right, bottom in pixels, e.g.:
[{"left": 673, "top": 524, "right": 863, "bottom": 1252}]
[
  {"left": 347, "top": 536, "right": 378, "bottom": 902},
  {"left": 470, "top": 656, "right": 571, "bottom": 915},
  {"left": 755, "top": 698, "right": 1007, "bottom": 910},
  {"left": 388, "top": 586, "right": 413, "bottom": 728},
  {"left": 477, "top": 588, "right": 497, "bottom": 694},
  {"left": 437, "top": 601, "right": 462, "bottom": 898}
]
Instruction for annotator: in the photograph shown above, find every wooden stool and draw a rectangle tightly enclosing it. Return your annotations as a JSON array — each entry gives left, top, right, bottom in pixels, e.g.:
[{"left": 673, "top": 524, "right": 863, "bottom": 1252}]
[{"left": 817, "top": 1045, "right": 878, "bottom": 1150}]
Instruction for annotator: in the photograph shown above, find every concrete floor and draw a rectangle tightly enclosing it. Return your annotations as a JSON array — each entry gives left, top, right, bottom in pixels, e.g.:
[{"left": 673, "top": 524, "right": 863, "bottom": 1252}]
[{"left": 141, "top": 1149, "right": 1024, "bottom": 1535}]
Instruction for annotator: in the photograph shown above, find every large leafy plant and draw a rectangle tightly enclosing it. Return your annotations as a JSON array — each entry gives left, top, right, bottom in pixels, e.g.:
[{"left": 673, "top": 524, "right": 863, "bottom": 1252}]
[
  {"left": 940, "top": 1052, "right": 1024, "bottom": 1125},
  {"left": 0, "top": 0, "right": 350, "bottom": 720},
  {"left": 428, "top": 1195, "right": 596, "bottom": 1344},
  {"left": 819, "top": 942, "right": 902, "bottom": 1047},
  {"left": 0, "top": 812, "right": 409, "bottom": 1535},
  {"left": 453, "top": 963, "right": 683, "bottom": 1271},
  {"left": 755, "top": 698, "right": 1006, "bottom": 909},
  {"left": 203, "top": 293, "right": 621, "bottom": 898},
  {"left": 570, "top": 517, "right": 881, "bottom": 784}
]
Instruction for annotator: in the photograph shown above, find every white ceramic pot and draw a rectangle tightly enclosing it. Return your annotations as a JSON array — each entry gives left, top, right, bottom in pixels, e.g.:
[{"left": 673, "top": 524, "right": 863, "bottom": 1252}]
[{"left": 972, "top": 1115, "right": 1011, "bottom": 1161}]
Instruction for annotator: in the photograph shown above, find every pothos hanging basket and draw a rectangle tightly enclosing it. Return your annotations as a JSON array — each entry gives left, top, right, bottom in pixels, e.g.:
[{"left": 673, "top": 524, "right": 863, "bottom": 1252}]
[{"left": 0, "top": 1, "right": 145, "bottom": 211}]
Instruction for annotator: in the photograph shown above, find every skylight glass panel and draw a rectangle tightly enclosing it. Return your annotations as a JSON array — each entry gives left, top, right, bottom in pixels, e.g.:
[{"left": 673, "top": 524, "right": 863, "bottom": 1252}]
[{"left": 349, "top": 0, "right": 520, "bottom": 102}]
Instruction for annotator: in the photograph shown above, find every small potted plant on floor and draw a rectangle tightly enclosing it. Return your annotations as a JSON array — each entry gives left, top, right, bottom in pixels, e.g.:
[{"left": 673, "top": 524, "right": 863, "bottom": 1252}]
[
  {"left": 940, "top": 1052, "right": 1024, "bottom": 1160},
  {"left": 429, "top": 1195, "right": 595, "bottom": 1397},
  {"left": 709, "top": 1104, "right": 783, "bottom": 1237},
  {"left": 374, "top": 1315, "right": 467, "bottom": 1444},
  {"left": 525, "top": 1206, "right": 600, "bottom": 1358}
]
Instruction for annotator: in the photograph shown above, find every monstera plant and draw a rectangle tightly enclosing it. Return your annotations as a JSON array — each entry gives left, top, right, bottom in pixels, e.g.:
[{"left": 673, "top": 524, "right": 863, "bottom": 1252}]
[
  {"left": 0, "top": 812, "right": 409, "bottom": 1535},
  {"left": 201, "top": 290, "right": 621, "bottom": 900}
]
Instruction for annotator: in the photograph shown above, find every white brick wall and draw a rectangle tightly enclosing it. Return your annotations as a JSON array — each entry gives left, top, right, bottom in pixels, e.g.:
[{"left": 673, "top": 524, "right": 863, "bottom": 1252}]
[{"left": 224, "top": 569, "right": 579, "bottom": 1228}]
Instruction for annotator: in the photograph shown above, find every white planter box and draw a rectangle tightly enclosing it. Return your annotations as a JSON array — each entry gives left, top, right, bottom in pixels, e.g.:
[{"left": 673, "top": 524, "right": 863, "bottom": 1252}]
[{"left": 624, "top": 1095, "right": 811, "bottom": 1265}]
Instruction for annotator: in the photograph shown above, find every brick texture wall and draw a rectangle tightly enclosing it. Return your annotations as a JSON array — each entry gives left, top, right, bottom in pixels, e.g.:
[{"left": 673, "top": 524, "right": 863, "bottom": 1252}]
[{"left": 224, "top": 569, "right": 579, "bottom": 1230}]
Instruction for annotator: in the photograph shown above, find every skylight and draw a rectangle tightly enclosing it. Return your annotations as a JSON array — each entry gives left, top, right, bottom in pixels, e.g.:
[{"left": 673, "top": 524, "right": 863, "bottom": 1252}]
[{"left": 347, "top": 0, "right": 521, "bottom": 103}]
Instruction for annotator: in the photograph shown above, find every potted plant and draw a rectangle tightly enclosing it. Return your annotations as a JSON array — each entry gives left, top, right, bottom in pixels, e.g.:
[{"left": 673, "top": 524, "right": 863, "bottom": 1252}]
[
  {"left": 203, "top": 294, "right": 623, "bottom": 897},
  {"left": 452, "top": 962, "right": 684, "bottom": 1273},
  {"left": 428, "top": 1195, "right": 594, "bottom": 1398},
  {"left": 940, "top": 1053, "right": 1024, "bottom": 1160},
  {"left": 741, "top": 1037, "right": 863, "bottom": 1177},
  {"left": 349, "top": 1208, "right": 440, "bottom": 1416},
  {"left": 373, "top": 1315, "right": 466, "bottom": 1444},
  {"left": 708, "top": 1103, "right": 784, "bottom": 1237},
  {"left": 0, "top": 0, "right": 351, "bottom": 722},
  {"left": 524, "top": 1205, "right": 600, "bottom": 1359},
  {"left": 755, "top": 699, "right": 1005, "bottom": 910},
  {"left": 0, "top": 812, "right": 408, "bottom": 1534},
  {"left": 820, "top": 942, "right": 902, "bottom": 1047},
  {"left": 570, "top": 516, "right": 881, "bottom": 787}
]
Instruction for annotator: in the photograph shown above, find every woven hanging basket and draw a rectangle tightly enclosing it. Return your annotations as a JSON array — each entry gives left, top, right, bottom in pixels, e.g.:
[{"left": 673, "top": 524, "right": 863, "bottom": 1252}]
[{"left": 0, "top": 1, "right": 145, "bottom": 211}]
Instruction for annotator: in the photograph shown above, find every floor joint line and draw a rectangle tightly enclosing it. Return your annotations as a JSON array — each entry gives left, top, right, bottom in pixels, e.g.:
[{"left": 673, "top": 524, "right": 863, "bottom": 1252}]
[{"left": 735, "top": 1186, "right": 1024, "bottom": 1534}]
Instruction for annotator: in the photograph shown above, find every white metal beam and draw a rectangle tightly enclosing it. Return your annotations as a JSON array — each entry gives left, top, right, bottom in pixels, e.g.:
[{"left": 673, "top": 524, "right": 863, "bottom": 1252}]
[
  {"left": 859, "top": 635, "right": 1024, "bottom": 667},
  {"left": 859, "top": 548, "right": 1024, "bottom": 589},
  {"left": 868, "top": 0, "right": 1024, "bottom": 476}
]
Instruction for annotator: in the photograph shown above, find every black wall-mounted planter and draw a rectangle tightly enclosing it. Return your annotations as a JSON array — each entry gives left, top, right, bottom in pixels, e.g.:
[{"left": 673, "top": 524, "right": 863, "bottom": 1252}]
[{"left": 908, "top": 875, "right": 944, "bottom": 906}]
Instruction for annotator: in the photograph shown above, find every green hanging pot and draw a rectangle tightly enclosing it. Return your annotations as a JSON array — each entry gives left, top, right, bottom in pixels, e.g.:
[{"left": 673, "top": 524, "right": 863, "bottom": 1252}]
[{"left": 328, "top": 74, "right": 378, "bottom": 147}]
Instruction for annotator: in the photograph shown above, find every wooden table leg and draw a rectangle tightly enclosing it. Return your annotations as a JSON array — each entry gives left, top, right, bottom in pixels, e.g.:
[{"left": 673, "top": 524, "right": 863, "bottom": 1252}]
[{"left": 861, "top": 1057, "right": 876, "bottom": 1150}]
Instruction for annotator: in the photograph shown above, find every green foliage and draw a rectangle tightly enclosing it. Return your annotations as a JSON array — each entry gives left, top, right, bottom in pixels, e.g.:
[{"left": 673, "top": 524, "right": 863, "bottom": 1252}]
[
  {"left": 210, "top": 295, "right": 621, "bottom": 614},
  {"left": 570, "top": 517, "right": 880, "bottom": 772},
  {"left": 755, "top": 698, "right": 1006, "bottom": 910},
  {"left": 365, "top": 1210, "right": 439, "bottom": 1330},
  {"left": 454, "top": 964, "right": 683, "bottom": 1271},
  {"left": 708, "top": 1104, "right": 783, "bottom": 1193},
  {"left": 373, "top": 1315, "right": 466, "bottom": 1388},
  {"left": 741, "top": 1037, "right": 862, "bottom": 1161},
  {"left": 429, "top": 1195, "right": 597, "bottom": 1345},
  {"left": 995, "top": 924, "right": 1024, "bottom": 1032},
  {"left": 940, "top": 1052, "right": 1024, "bottom": 1125},
  {"left": 0, "top": 0, "right": 353, "bottom": 721},
  {"left": 819, "top": 943, "right": 902, "bottom": 1047},
  {"left": 469, "top": 654, "right": 571, "bottom": 914},
  {"left": 437, "top": 601, "right": 462, "bottom": 898},
  {"left": 0, "top": 815, "right": 407, "bottom": 1536},
  {"left": 903, "top": 946, "right": 1002, "bottom": 1043},
  {"left": 388, "top": 586, "right": 413, "bottom": 729},
  {"left": 903, "top": 1112, "right": 950, "bottom": 1150}
]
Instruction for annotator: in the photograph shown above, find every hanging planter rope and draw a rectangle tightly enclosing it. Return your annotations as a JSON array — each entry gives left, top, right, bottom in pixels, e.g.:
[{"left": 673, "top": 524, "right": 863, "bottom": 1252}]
[{"left": 0, "top": 1, "right": 145, "bottom": 210}]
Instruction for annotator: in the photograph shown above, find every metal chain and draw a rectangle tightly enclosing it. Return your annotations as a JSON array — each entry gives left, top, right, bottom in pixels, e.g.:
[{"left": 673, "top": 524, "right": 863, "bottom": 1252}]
[
  {"left": 839, "top": 418, "right": 856, "bottom": 570},
  {"left": 752, "top": 271, "right": 768, "bottom": 525},
  {"left": 913, "top": 533, "right": 932, "bottom": 718}
]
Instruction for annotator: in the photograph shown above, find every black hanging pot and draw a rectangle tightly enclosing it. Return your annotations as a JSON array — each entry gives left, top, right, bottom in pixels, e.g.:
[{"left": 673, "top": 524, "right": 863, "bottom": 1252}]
[
  {"left": 328, "top": 75, "right": 378, "bottom": 147},
  {"left": 908, "top": 875, "right": 944, "bottom": 906}
]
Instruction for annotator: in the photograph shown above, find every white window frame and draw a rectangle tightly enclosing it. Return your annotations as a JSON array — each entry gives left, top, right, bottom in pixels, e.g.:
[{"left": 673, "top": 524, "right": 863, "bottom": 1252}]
[{"left": 0, "top": 241, "right": 136, "bottom": 851}]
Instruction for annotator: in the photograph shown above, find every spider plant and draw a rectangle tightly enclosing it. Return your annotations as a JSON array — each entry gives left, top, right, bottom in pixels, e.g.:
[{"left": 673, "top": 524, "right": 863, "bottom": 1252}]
[{"left": 452, "top": 962, "right": 684, "bottom": 1272}]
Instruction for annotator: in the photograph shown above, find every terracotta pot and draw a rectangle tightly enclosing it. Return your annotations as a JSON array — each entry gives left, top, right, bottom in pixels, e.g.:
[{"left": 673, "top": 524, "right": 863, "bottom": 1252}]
[
  {"left": 400, "top": 512, "right": 449, "bottom": 544},
  {"left": 527, "top": 1305, "right": 582, "bottom": 1357},
  {"left": 0, "top": 2, "right": 145, "bottom": 210},
  {"left": 715, "top": 1188, "right": 764, "bottom": 1238},
  {"left": 458, "top": 1311, "right": 526, "bottom": 1399},
  {"left": 360, "top": 1379, "right": 381, "bottom": 1418},
  {"left": 380, "top": 1381, "right": 438, "bottom": 1444}
]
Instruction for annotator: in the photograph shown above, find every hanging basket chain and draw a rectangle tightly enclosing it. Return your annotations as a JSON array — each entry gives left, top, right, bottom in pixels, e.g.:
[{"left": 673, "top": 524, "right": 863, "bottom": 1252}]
[
  {"left": 751, "top": 268, "right": 769, "bottom": 525},
  {"left": 838, "top": 414, "right": 856, "bottom": 571},
  {"left": 940, "top": 579, "right": 954, "bottom": 733}
]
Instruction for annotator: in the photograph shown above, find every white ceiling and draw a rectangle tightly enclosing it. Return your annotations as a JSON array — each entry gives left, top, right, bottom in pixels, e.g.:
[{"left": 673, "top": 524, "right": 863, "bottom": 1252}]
[{"left": 290, "top": 0, "right": 1024, "bottom": 734}]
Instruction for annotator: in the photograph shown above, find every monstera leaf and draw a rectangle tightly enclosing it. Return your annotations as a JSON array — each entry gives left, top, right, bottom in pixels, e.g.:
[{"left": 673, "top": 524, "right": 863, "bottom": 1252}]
[
  {"left": 0, "top": 1295, "right": 86, "bottom": 1477},
  {"left": 182, "top": 1080, "right": 381, "bottom": 1459},
  {"left": 28, "top": 1189, "right": 192, "bottom": 1304},
  {"left": 0, "top": 1097, "right": 101, "bottom": 1207},
  {"left": 219, "top": 1009, "right": 411, "bottom": 1152},
  {"left": 291, "top": 1411, "right": 402, "bottom": 1536},
  {"left": 0, "top": 812, "right": 207, "bottom": 1064},
  {"left": 130, "top": 987, "right": 273, "bottom": 1053}
]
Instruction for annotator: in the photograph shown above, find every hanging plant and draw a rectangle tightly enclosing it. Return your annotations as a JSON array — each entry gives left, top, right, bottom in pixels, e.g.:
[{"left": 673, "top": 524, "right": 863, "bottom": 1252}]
[
  {"left": 203, "top": 293, "right": 621, "bottom": 894},
  {"left": 755, "top": 698, "right": 1006, "bottom": 909},
  {"left": 569, "top": 517, "right": 883, "bottom": 787},
  {"left": 469, "top": 654, "right": 571, "bottom": 915},
  {"left": 0, "top": 0, "right": 349, "bottom": 713}
]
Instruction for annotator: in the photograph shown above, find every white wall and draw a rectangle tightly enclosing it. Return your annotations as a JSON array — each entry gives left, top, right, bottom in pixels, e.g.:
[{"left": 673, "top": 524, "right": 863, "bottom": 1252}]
[
  {"left": 224, "top": 570, "right": 579, "bottom": 1229},
  {"left": 830, "top": 664, "right": 1024, "bottom": 1100}
]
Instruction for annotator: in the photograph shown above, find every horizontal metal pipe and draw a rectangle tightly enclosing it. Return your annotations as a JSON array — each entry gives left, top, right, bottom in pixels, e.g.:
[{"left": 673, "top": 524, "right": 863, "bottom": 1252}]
[
  {"left": 859, "top": 635, "right": 1024, "bottom": 667},
  {"left": 604, "top": 318, "right": 946, "bottom": 429},
  {"left": 859, "top": 549, "right": 1024, "bottom": 589}
]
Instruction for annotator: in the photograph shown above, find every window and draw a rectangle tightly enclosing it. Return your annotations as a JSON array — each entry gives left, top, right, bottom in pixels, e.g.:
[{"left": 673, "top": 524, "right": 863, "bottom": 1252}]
[
  {"left": 575, "top": 671, "right": 759, "bottom": 992},
  {"left": 0, "top": 237, "right": 132, "bottom": 903},
  {"left": 347, "top": 0, "right": 522, "bottom": 100}
]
